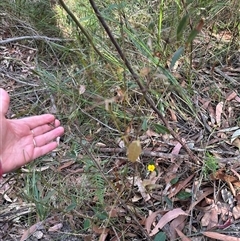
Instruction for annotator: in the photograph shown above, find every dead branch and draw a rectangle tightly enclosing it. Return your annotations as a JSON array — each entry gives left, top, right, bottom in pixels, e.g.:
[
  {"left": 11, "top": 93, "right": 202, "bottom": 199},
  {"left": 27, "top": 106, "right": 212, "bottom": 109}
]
[
  {"left": 214, "top": 67, "right": 238, "bottom": 85},
  {"left": 97, "top": 147, "right": 189, "bottom": 160},
  {"left": 97, "top": 147, "right": 240, "bottom": 164},
  {"left": 0, "top": 36, "right": 72, "bottom": 45}
]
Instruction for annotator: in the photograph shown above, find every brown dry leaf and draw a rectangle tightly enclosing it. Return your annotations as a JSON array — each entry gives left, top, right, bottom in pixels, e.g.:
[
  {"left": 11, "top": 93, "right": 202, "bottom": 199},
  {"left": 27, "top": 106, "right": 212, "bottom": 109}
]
[
  {"left": 48, "top": 223, "right": 63, "bottom": 232},
  {"left": 20, "top": 221, "right": 43, "bottom": 241},
  {"left": 127, "top": 140, "right": 142, "bottom": 162},
  {"left": 218, "top": 219, "right": 232, "bottom": 229},
  {"left": 142, "top": 170, "right": 162, "bottom": 189},
  {"left": 57, "top": 160, "right": 75, "bottom": 171},
  {"left": 175, "top": 228, "right": 191, "bottom": 241},
  {"left": 201, "top": 211, "right": 211, "bottom": 227},
  {"left": 99, "top": 231, "right": 109, "bottom": 241},
  {"left": 207, "top": 103, "right": 216, "bottom": 125},
  {"left": 188, "top": 187, "right": 214, "bottom": 212},
  {"left": 0, "top": 181, "right": 14, "bottom": 202},
  {"left": 232, "top": 205, "right": 240, "bottom": 220},
  {"left": 110, "top": 233, "right": 123, "bottom": 241},
  {"left": 231, "top": 169, "right": 240, "bottom": 181},
  {"left": 168, "top": 174, "right": 195, "bottom": 199},
  {"left": 217, "top": 201, "right": 232, "bottom": 221},
  {"left": 226, "top": 91, "right": 237, "bottom": 101},
  {"left": 203, "top": 231, "right": 240, "bottom": 241},
  {"left": 116, "top": 138, "right": 125, "bottom": 148},
  {"left": 133, "top": 176, "right": 151, "bottom": 201},
  {"left": 228, "top": 181, "right": 236, "bottom": 197},
  {"left": 216, "top": 101, "right": 224, "bottom": 126},
  {"left": 213, "top": 169, "right": 235, "bottom": 183},
  {"left": 209, "top": 206, "right": 220, "bottom": 229},
  {"left": 140, "top": 67, "right": 151, "bottom": 77},
  {"left": 195, "top": 18, "right": 204, "bottom": 32},
  {"left": 231, "top": 129, "right": 240, "bottom": 143},
  {"left": 92, "top": 225, "right": 110, "bottom": 235},
  {"left": 146, "top": 129, "right": 160, "bottom": 137},
  {"left": 95, "top": 142, "right": 106, "bottom": 147},
  {"left": 145, "top": 210, "right": 162, "bottom": 234},
  {"left": 79, "top": 85, "right": 86, "bottom": 95},
  {"left": 83, "top": 235, "right": 93, "bottom": 241},
  {"left": 235, "top": 96, "right": 240, "bottom": 103},
  {"left": 213, "top": 169, "right": 240, "bottom": 188},
  {"left": 150, "top": 208, "right": 188, "bottom": 236},
  {"left": 169, "top": 215, "right": 186, "bottom": 240},
  {"left": 105, "top": 97, "right": 118, "bottom": 111},
  {"left": 169, "top": 108, "right": 177, "bottom": 121},
  {"left": 232, "top": 138, "right": 240, "bottom": 150},
  {"left": 106, "top": 206, "right": 126, "bottom": 218},
  {"left": 200, "top": 98, "right": 211, "bottom": 109},
  {"left": 115, "top": 87, "right": 125, "bottom": 103},
  {"left": 171, "top": 142, "right": 182, "bottom": 162},
  {"left": 131, "top": 195, "right": 142, "bottom": 202}
]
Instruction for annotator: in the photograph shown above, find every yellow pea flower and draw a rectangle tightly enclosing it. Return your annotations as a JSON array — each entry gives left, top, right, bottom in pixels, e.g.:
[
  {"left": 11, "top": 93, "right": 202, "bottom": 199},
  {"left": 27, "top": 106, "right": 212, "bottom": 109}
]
[{"left": 147, "top": 164, "right": 156, "bottom": 172}]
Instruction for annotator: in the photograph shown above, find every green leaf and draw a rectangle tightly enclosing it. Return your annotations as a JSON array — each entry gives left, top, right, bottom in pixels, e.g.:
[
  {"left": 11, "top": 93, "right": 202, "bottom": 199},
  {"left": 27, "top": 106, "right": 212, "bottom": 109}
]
[
  {"left": 153, "top": 123, "right": 170, "bottom": 134},
  {"left": 66, "top": 202, "right": 76, "bottom": 212},
  {"left": 141, "top": 118, "right": 148, "bottom": 131},
  {"left": 177, "top": 15, "right": 189, "bottom": 40},
  {"left": 170, "top": 177, "right": 179, "bottom": 185},
  {"left": 170, "top": 46, "right": 185, "bottom": 69},
  {"left": 83, "top": 219, "right": 91, "bottom": 230},
  {"left": 186, "top": 19, "right": 204, "bottom": 44},
  {"left": 176, "top": 191, "right": 192, "bottom": 200},
  {"left": 186, "top": 29, "right": 199, "bottom": 44},
  {"left": 154, "top": 231, "right": 166, "bottom": 241},
  {"left": 42, "top": 190, "right": 56, "bottom": 203},
  {"left": 164, "top": 196, "right": 173, "bottom": 207},
  {"left": 96, "top": 211, "right": 108, "bottom": 220}
]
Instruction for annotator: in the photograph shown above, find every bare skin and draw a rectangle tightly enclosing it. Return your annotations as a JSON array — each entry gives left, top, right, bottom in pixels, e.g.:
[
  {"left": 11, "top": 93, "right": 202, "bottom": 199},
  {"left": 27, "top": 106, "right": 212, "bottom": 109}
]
[{"left": 0, "top": 88, "right": 64, "bottom": 174}]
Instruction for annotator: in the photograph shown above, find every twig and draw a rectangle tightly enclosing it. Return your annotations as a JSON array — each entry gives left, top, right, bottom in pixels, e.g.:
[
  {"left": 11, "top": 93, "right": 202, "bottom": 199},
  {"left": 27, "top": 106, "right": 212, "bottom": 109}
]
[
  {"left": 216, "top": 155, "right": 240, "bottom": 163},
  {"left": 79, "top": 108, "right": 120, "bottom": 133},
  {"left": 58, "top": 0, "right": 103, "bottom": 58},
  {"left": 214, "top": 67, "right": 238, "bottom": 85},
  {"left": 97, "top": 147, "right": 189, "bottom": 160},
  {"left": 89, "top": 0, "right": 200, "bottom": 164},
  {"left": 0, "top": 68, "right": 39, "bottom": 87},
  {"left": 0, "top": 36, "right": 71, "bottom": 45},
  {"left": 97, "top": 147, "right": 240, "bottom": 164}
]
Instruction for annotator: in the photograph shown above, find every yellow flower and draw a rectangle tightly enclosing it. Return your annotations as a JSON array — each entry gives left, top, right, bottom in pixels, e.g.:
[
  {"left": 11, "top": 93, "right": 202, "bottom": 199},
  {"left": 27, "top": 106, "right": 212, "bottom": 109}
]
[{"left": 147, "top": 164, "right": 156, "bottom": 172}]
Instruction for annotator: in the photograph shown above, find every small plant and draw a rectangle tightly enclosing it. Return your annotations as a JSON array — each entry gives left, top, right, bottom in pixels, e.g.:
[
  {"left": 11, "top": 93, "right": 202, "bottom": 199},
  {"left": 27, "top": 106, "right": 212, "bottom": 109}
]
[
  {"left": 23, "top": 170, "right": 54, "bottom": 220},
  {"left": 83, "top": 158, "right": 107, "bottom": 205},
  {"left": 202, "top": 153, "right": 219, "bottom": 179}
]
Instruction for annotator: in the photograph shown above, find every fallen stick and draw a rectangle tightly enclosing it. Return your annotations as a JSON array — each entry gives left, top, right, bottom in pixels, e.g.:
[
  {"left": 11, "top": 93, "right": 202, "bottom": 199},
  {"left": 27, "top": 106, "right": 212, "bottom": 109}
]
[
  {"left": 97, "top": 147, "right": 189, "bottom": 159},
  {"left": 0, "top": 36, "right": 72, "bottom": 45},
  {"left": 97, "top": 147, "right": 240, "bottom": 163}
]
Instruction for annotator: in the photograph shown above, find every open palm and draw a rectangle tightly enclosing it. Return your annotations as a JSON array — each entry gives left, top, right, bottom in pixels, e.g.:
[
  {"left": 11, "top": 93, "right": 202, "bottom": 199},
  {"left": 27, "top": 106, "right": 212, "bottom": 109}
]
[{"left": 0, "top": 88, "right": 64, "bottom": 174}]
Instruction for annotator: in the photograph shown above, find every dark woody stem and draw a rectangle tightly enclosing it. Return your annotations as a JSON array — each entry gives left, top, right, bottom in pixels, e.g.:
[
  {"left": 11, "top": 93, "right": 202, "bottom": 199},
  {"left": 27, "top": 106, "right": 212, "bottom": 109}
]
[{"left": 89, "top": 0, "right": 200, "bottom": 165}]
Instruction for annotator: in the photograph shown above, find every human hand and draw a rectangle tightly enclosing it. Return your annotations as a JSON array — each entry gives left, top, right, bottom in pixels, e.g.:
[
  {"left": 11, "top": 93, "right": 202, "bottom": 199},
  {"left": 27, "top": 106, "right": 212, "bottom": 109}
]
[{"left": 0, "top": 88, "right": 64, "bottom": 174}]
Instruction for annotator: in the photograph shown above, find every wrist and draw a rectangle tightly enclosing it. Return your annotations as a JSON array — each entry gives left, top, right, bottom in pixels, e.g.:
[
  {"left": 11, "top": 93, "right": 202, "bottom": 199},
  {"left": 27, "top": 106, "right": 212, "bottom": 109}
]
[{"left": 0, "top": 160, "right": 2, "bottom": 178}]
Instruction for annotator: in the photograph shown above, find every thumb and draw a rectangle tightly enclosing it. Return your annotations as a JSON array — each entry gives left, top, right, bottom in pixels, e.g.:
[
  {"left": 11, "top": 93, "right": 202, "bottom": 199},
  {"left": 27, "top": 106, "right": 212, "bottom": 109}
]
[{"left": 0, "top": 88, "right": 10, "bottom": 115}]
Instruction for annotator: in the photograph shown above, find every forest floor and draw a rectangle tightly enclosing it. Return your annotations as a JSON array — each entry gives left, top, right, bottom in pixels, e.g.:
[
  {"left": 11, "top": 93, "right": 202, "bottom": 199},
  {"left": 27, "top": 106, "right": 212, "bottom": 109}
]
[{"left": 0, "top": 1, "right": 240, "bottom": 241}]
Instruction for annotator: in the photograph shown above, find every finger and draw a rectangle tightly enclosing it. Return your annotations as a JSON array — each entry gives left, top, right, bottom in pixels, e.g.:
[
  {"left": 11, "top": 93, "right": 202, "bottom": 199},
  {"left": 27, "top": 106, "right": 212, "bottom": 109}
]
[
  {"left": 34, "top": 126, "right": 64, "bottom": 147},
  {"left": 31, "top": 119, "right": 61, "bottom": 136},
  {"left": 0, "top": 88, "right": 10, "bottom": 115},
  {"left": 21, "top": 114, "right": 57, "bottom": 129},
  {"left": 33, "top": 142, "right": 58, "bottom": 160}
]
